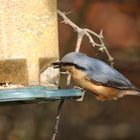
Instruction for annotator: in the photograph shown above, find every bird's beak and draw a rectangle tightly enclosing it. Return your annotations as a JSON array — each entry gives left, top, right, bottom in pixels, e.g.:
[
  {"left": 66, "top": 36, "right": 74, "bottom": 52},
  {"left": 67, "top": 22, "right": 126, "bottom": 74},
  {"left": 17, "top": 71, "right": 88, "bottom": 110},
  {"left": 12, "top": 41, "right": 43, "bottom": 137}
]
[{"left": 51, "top": 62, "right": 62, "bottom": 68}]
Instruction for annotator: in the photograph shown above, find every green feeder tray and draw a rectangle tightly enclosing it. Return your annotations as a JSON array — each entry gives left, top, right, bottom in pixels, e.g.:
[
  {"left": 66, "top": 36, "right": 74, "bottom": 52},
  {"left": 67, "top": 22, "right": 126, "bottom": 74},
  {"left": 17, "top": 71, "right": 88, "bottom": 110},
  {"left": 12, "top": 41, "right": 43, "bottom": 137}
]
[{"left": 0, "top": 86, "right": 83, "bottom": 104}]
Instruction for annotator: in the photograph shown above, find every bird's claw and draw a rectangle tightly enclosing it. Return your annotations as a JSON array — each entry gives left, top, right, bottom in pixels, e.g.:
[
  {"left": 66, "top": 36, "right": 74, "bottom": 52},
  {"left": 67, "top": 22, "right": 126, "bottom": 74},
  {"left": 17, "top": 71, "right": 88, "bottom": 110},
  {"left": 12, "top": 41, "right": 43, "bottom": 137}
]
[
  {"left": 73, "top": 86, "right": 84, "bottom": 91},
  {"left": 73, "top": 86, "right": 85, "bottom": 101}
]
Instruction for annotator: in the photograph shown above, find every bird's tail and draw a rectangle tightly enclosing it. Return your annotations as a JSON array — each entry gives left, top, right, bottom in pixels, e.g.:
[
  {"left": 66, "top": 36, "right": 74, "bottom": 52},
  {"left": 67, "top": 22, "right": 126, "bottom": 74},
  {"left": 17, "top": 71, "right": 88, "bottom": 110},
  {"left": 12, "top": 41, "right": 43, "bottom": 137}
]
[{"left": 125, "top": 88, "right": 140, "bottom": 96}]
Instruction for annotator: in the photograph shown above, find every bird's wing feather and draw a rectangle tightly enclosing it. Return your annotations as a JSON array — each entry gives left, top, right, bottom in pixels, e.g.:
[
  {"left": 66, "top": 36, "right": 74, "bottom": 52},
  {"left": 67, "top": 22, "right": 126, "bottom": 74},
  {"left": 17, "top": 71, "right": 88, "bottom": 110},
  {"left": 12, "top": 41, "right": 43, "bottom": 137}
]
[
  {"left": 84, "top": 58, "right": 134, "bottom": 89},
  {"left": 60, "top": 52, "right": 134, "bottom": 89}
]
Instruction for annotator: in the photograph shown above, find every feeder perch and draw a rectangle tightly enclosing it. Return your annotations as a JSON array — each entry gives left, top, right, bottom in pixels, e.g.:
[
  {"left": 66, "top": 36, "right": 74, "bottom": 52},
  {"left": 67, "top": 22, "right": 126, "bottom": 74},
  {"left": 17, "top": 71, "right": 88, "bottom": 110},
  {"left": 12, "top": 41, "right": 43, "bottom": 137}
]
[{"left": 0, "top": 86, "right": 83, "bottom": 104}]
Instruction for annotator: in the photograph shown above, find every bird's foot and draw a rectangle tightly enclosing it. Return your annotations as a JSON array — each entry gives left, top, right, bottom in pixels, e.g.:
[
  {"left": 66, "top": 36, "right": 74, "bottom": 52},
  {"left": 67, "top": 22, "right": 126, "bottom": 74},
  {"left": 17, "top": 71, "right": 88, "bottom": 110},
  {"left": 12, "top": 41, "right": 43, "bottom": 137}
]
[{"left": 73, "top": 86, "right": 85, "bottom": 101}]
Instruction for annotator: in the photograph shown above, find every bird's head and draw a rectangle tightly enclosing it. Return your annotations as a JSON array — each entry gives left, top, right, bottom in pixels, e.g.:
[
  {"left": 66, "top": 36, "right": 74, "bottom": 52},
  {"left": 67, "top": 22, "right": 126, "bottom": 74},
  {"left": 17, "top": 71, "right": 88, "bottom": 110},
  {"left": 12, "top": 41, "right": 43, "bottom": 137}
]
[{"left": 51, "top": 52, "right": 87, "bottom": 71}]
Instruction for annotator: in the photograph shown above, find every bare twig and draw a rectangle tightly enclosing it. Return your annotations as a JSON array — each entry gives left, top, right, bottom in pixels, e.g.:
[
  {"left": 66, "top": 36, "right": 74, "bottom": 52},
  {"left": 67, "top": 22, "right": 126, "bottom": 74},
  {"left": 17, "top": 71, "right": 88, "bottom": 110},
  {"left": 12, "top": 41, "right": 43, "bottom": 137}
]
[
  {"left": 57, "top": 10, "right": 114, "bottom": 66},
  {"left": 51, "top": 99, "right": 65, "bottom": 140},
  {"left": 75, "top": 31, "right": 84, "bottom": 52}
]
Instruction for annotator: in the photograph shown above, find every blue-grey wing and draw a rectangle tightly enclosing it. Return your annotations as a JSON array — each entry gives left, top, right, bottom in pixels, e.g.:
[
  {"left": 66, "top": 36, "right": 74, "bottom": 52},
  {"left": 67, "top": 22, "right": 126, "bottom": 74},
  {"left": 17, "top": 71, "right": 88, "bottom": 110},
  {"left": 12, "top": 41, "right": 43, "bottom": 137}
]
[{"left": 85, "top": 58, "right": 133, "bottom": 89}]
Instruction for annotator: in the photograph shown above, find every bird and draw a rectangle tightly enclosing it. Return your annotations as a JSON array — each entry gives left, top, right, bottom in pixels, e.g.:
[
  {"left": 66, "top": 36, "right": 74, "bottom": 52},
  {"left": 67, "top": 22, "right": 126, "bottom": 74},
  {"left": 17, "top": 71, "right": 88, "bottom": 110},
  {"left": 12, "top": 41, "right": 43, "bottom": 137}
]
[{"left": 52, "top": 52, "right": 140, "bottom": 101}]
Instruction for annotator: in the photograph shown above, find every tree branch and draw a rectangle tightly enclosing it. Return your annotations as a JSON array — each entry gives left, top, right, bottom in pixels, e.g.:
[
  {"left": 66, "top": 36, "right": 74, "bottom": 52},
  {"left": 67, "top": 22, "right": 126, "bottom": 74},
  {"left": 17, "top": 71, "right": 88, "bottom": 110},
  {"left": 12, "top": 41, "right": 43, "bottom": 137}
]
[
  {"left": 51, "top": 99, "right": 65, "bottom": 140},
  {"left": 57, "top": 10, "right": 114, "bottom": 66}
]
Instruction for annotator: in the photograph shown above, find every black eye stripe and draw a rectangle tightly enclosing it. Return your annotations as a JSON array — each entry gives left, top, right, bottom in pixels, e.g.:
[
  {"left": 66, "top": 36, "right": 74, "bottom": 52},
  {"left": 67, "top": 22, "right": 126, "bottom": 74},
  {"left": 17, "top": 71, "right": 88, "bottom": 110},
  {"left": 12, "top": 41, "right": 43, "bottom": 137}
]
[{"left": 61, "top": 62, "right": 86, "bottom": 71}]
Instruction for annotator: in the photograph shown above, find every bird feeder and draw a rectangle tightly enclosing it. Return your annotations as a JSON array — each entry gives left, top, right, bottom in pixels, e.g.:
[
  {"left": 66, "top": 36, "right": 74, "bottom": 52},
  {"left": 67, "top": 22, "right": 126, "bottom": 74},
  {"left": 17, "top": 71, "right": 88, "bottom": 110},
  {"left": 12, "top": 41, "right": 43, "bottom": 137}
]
[
  {"left": 0, "top": 0, "right": 82, "bottom": 103},
  {"left": 0, "top": 0, "right": 59, "bottom": 85}
]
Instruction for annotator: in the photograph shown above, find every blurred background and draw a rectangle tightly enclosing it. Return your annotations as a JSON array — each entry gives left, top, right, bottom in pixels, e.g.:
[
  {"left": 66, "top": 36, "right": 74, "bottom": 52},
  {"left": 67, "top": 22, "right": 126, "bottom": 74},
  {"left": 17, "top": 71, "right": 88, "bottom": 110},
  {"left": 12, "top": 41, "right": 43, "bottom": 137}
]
[{"left": 0, "top": 0, "right": 140, "bottom": 140}]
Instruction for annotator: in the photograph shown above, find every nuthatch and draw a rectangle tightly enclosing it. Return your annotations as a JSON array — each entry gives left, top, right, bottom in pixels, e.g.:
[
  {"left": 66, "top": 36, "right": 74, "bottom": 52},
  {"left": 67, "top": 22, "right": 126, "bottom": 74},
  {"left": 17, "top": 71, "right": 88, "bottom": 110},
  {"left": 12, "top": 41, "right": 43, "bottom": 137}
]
[{"left": 52, "top": 52, "right": 140, "bottom": 101}]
